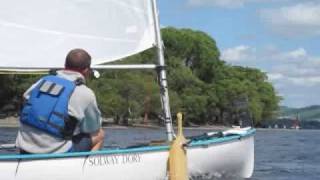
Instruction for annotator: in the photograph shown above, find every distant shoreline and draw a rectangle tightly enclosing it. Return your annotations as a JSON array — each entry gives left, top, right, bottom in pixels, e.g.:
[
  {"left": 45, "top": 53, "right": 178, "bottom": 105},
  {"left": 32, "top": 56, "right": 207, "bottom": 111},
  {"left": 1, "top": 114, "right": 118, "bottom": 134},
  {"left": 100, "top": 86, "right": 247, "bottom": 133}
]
[
  {"left": 3, "top": 117, "right": 317, "bottom": 131},
  {"left": 0, "top": 116, "right": 227, "bottom": 130},
  {"left": 0, "top": 117, "right": 19, "bottom": 127}
]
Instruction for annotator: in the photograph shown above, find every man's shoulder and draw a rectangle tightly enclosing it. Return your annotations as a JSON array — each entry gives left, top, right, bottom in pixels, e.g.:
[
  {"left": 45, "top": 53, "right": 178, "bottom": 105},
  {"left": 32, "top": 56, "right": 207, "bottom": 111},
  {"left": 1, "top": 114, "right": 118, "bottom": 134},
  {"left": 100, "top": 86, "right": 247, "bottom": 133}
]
[
  {"left": 69, "top": 85, "right": 97, "bottom": 111},
  {"left": 74, "top": 85, "right": 96, "bottom": 100}
]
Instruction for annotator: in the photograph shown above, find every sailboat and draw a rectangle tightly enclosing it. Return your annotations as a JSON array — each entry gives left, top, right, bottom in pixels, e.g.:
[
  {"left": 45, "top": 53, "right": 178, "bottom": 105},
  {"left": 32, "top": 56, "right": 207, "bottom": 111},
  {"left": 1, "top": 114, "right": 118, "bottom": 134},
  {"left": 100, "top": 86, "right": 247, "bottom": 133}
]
[{"left": 0, "top": 0, "right": 255, "bottom": 179}]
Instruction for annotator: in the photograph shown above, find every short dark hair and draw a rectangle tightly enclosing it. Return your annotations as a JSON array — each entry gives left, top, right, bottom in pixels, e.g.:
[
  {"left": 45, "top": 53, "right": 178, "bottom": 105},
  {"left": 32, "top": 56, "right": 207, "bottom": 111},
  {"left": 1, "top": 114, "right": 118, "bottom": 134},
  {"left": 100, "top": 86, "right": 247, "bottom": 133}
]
[{"left": 65, "top": 49, "right": 91, "bottom": 70}]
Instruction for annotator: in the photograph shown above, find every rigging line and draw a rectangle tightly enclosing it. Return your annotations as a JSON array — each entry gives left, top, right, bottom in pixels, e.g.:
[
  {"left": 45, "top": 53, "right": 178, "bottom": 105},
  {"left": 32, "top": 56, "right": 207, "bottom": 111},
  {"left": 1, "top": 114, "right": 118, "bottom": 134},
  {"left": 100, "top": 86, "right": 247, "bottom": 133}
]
[{"left": 0, "top": 19, "right": 138, "bottom": 43}]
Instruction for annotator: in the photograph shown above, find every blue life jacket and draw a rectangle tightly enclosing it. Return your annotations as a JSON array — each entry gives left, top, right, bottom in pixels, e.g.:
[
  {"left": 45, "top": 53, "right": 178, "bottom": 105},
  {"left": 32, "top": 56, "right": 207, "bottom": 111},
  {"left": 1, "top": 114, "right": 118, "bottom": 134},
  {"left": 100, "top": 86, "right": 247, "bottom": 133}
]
[{"left": 20, "top": 75, "right": 81, "bottom": 139}]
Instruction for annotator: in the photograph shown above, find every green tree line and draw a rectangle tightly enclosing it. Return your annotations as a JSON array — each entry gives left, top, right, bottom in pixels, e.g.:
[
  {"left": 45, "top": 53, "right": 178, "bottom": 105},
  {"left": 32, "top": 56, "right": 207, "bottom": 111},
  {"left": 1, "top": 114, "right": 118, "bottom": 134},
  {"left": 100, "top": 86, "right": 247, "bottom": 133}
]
[{"left": 0, "top": 27, "right": 281, "bottom": 126}]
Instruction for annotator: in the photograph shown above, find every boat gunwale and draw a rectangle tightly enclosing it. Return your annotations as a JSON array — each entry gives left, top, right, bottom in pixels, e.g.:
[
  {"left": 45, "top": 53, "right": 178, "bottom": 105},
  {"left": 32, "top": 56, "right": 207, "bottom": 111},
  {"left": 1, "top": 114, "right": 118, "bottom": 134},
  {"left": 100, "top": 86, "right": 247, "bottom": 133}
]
[{"left": 0, "top": 128, "right": 256, "bottom": 161}]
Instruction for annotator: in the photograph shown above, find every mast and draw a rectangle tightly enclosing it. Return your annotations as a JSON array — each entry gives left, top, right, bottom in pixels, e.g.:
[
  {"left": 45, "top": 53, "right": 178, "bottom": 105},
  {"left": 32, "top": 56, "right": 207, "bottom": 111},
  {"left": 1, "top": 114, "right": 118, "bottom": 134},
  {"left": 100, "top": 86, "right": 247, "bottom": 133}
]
[{"left": 151, "top": 0, "right": 174, "bottom": 141}]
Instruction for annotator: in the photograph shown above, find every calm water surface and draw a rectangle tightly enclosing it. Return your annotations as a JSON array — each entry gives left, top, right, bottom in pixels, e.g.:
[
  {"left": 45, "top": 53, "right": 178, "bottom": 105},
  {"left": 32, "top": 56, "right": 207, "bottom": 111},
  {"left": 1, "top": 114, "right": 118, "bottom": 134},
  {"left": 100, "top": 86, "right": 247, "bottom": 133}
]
[{"left": 0, "top": 127, "right": 319, "bottom": 180}]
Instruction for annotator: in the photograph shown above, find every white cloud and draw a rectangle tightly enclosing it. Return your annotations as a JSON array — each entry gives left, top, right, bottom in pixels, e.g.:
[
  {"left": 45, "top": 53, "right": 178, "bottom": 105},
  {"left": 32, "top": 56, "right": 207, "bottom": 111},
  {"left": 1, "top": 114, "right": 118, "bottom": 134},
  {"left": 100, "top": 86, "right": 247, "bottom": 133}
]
[
  {"left": 260, "top": 2, "right": 320, "bottom": 37},
  {"left": 270, "top": 48, "right": 320, "bottom": 78},
  {"left": 283, "top": 48, "right": 307, "bottom": 59},
  {"left": 221, "top": 45, "right": 255, "bottom": 62},
  {"left": 289, "top": 77, "right": 320, "bottom": 86},
  {"left": 270, "top": 48, "right": 308, "bottom": 65},
  {"left": 272, "top": 75, "right": 320, "bottom": 88},
  {"left": 188, "top": 0, "right": 251, "bottom": 8},
  {"left": 265, "top": 49, "right": 320, "bottom": 106},
  {"left": 187, "top": 0, "right": 290, "bottom": 9},
  {"left": 222, "top": 45, "right": 320, "bottom": 107},
  {"left": 268, "top": 73, "right": 284, "bottom": 81}
]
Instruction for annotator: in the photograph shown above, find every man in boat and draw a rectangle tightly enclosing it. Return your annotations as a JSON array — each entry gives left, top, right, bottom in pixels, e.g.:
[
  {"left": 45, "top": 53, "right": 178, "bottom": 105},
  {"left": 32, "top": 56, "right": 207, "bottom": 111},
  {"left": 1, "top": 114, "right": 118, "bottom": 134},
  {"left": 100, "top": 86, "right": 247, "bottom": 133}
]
[{"left": 16, "top": 49, "right": 104, "bottom": 154}]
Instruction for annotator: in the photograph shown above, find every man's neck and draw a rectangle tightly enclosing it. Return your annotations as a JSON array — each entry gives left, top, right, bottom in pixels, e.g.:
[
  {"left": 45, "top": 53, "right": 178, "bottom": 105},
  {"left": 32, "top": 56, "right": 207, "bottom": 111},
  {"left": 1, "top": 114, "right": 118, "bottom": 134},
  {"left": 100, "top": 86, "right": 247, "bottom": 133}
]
[{"left": 64, "top": 68, "right": 86, "bottom": 78}]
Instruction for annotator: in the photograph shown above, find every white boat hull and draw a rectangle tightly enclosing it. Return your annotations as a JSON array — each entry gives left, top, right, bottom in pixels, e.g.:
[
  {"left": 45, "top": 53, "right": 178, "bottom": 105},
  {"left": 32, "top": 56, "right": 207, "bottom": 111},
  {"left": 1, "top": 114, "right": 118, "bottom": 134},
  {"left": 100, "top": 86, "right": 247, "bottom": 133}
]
[{"left": 0, "top": 128, "right": 255, "bottom": 180}]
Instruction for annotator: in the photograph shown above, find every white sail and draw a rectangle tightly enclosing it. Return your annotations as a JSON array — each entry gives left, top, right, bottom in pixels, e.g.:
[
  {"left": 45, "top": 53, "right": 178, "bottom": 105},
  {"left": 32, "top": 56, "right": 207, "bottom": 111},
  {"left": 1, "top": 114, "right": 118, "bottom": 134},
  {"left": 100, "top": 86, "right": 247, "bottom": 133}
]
[{"left": 0, "top": 0, "right": 155, "bottom": 69}]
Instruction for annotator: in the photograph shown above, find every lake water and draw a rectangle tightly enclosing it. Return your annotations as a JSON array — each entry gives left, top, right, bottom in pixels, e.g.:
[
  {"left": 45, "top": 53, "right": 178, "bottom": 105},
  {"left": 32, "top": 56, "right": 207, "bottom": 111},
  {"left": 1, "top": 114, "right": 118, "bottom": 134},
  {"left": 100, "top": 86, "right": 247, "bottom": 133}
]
[{"left": 0, "top": 127, "right": 319, "bottom": 180}]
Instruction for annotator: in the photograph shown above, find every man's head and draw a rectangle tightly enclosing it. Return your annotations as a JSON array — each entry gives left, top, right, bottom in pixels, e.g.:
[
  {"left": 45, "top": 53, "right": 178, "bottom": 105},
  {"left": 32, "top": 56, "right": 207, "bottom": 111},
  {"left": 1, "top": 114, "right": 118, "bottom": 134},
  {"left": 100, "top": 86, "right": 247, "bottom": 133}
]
[{"left": 65, "top": 49, "right": 91, "bottom": 77}]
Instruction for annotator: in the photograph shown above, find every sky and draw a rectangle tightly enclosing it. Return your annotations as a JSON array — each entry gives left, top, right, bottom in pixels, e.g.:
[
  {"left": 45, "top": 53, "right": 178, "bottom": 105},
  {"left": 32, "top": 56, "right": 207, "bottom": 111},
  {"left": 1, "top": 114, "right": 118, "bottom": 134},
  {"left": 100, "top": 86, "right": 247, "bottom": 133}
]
[{"left": 158, "top": 0, "right": 320, "bottom": 108}]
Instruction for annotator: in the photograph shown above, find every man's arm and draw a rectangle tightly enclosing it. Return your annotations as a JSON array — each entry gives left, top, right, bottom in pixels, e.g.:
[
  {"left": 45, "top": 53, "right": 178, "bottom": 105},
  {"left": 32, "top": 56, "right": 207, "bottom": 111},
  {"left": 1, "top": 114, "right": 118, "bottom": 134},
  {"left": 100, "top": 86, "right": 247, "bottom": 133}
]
[
  {"left": 90, "top": 128, "right": 104, "bottom": 151},
  {"left": 82, "top": 93, "right": 104, "bottom": 151}
]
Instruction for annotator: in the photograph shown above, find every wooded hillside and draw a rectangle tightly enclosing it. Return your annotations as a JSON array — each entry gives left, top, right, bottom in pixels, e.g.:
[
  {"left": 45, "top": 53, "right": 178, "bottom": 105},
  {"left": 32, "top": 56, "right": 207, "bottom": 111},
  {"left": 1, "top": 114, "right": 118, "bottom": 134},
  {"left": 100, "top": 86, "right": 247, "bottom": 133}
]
[{"left": 0, "top": 27, "right": 281, "bottom": 126}]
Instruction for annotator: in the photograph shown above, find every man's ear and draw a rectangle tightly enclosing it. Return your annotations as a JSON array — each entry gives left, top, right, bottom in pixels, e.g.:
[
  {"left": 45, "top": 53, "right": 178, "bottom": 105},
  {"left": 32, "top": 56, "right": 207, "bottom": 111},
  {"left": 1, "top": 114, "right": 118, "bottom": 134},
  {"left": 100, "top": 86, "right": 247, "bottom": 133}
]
[{"left": 84, "top": 67, "right": 91, "bottom": 78}]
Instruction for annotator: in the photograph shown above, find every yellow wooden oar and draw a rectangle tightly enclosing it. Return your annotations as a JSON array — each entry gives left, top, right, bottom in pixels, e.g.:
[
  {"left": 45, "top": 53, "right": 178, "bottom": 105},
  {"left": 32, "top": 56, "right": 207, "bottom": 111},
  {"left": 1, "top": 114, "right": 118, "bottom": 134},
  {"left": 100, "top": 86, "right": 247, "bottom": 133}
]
[{"left": 168, "top": 112, "right": 188, "bottom": 180}]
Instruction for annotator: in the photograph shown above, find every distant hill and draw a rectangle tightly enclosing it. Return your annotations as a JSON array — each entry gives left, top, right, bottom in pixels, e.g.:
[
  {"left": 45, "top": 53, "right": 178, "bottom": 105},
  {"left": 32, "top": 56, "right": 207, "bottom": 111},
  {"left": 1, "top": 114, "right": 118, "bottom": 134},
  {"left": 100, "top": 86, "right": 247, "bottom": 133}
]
[{"left": 279, "top": 105, "right": 320, "bottom": 121}]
